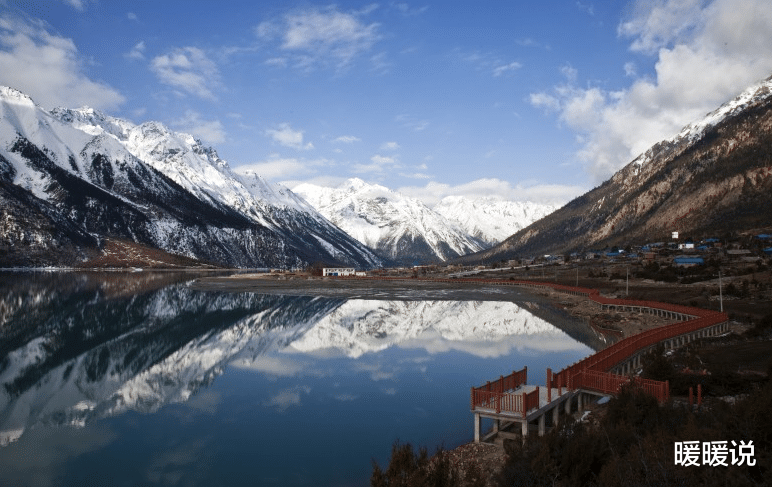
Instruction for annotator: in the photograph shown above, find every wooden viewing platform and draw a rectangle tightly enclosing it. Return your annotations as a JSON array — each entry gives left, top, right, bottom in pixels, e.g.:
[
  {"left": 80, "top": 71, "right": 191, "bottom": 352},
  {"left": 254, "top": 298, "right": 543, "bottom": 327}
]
[
  {"left": 465, "top": 279, "right": 730, "bottom": 444},
  {"left": 471, "top": 367, "right": 582, "bottom": 443}
]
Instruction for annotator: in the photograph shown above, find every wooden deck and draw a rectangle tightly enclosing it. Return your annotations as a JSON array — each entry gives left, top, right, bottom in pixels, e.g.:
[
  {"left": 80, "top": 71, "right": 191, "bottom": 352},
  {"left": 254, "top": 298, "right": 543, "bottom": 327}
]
[{"left": 466, "top": 278, "right": 730, "bottom": 444}]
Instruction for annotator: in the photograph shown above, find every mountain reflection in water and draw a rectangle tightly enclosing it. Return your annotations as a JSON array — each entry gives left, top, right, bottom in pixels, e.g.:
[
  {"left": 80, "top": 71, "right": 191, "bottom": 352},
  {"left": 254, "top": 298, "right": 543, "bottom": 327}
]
[{"left": 0, "top": 271, "right": 593, "bottom": 486}]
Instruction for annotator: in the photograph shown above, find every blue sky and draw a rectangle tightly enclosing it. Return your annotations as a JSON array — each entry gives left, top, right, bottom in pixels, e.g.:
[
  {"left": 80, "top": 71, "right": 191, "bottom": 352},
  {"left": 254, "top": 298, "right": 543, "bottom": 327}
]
[{"left": 2, "top": 1, "right": 772, "bottom": 205}]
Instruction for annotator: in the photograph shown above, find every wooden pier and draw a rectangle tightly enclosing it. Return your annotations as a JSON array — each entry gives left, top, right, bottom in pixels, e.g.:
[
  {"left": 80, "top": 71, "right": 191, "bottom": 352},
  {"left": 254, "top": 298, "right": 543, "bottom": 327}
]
[
  {"left": 467, "top": 280, "right": 730, "bottom": 444},
  {"left": 471, "top": 367, "right": 615, "bottom": 443}
]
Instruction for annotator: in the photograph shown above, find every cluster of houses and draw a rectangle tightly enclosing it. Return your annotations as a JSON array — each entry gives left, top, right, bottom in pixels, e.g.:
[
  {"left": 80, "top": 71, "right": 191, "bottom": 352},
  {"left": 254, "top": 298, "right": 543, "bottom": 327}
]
[
  {"left": 316, "top": 235, "right": 772, "bottom": 277},
  {"left": 542, "top": 234, "right": 772, "bottom": 268}
]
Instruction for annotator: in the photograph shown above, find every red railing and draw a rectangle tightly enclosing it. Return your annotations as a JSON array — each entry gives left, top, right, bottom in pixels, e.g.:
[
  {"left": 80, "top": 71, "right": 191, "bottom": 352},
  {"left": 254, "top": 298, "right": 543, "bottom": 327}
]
[
  {"left": 470, "top": 367, "right": 533, "bottom": 415},
  {"left": 474, "top": 367, "right": 527, "bottom": 394},
  {"left": 523, "top": 387, "right": 540, "bottom": 418},
  {"left": 570, "top": 370, "right": 669, "bottom": 402},
  {"left": 445, "top": 277, "right": 727, "bottom": 405},
  {"left": 340, "top": 275, "right": 725, "bottom": 403}
]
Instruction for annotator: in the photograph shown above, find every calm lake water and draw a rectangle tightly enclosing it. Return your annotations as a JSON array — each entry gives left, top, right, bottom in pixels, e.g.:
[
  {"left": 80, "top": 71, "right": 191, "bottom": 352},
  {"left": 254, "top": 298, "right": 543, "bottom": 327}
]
[{"left": 0, "top": 271, "right": 594, "bottom": 486}]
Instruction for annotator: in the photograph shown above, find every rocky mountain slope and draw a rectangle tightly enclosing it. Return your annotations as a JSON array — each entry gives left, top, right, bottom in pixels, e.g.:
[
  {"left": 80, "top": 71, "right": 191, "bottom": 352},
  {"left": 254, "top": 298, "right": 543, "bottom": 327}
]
[
  {"left": 461, "top": 75, "right": 772, "bottom": 262},
  {"left": 294, "top": 178, "right": 486, "bottom": 265},
  {"left": 0, "top": 87, "right": 381, "bottom": 268}
]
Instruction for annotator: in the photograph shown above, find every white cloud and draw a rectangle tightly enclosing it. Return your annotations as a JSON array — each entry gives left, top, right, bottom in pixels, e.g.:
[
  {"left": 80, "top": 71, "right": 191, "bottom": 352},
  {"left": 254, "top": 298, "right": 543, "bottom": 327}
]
[
  {"left": 379, "top": 141, "right": 400, "bottom": 151},
  {"left": 150, "top": 46, "right": 221, "bottom": 100},
  {"left": 263, "top": 386, "right": 311, "bottom": 412},
  {"left": 492, "top": 61, "right": 523, "bottom": 77},
  {"left": 171, "top": 110, "right": 226, "bottom": 145},
  {"left": 576, "top": 1, "right": 595, "bottom": 16},
  {"left": 397, "top": 178, "right": 585, "bottom": 207},
  {"left": 255, "top": 5, "right": 380, "bottom": 71},
  {"left": 350, "top": 154, "right": 400, "bottom": 174},
  {"left": 455, "top": 48, "right": 523, "bottom": 78},
  {"left": 62, "top": 0, "right": 86, "bottom": 11},
  {"left": 395, "top": 113, "right": 429, "bottom": 132},
  {"left": 127, "top": 12, "right": 138, "bottom": 21},
  {"left": 265, "top": 123, "right": 314, "bottom": 150},
  {"left": 332, "top": 135, "right": 361, "bottom": 144},
  {"left": 125, "top": 40, "right": 145, "bottom": 60},
  {"left": 235, "top": 155, "right": 328, "bottom": 180},
  {"left": 399, "top": 172, "right": 431, "bottom": 180},
  {"left": 283, "top": 174, "right": 349, "bottom": 190},
  {"left": 371, "top": 154, "right": 395, "bottom": 165},
  {"left": 264, "top": 57, "right": 287, "bottom": 67},
  {"left": 333, "top": 393, "right": 358, "bottom": 402},
  {"left": 369, "top": 51, "right": 392, "bottom": 73},
  {"left": 231, "top": 355, "right": 306, "bottom": 377},
  {"left": 236, "top": 159, "right": 307, "bottom": 180},
  {"left": 0, "top": 15, "right": 124, "bottom": 111},
  {"left": 528, "top": 92, "right": 560, "bottom": 112},
  {"left": 618, "top": 0, "right": 707, "bottom": 55},
  {"left": 531, "top": 0, "right": 772, "bottom": 182},
  {"left": 393, "top": 3, "right": 429, "bottom": 16}
]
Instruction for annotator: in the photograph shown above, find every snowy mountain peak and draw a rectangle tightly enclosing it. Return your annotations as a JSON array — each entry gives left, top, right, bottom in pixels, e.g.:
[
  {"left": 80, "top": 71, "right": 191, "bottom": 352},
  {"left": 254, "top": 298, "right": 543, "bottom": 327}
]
[
  {"left": 679, "top": 75, "right": 772, "bottom": 141},
  {"left": 294, "top": 179, "right": 485, "bottom": 264},
  {"left": 435, "top": 195, "right": 558, "bottom": 246},
  {"left": 343, "top": 176, "right": 369, "bottom": 190},
  {"left": 632, "top": 75, "right": 772, "bottom": 169},
  {"left": 50, "top": 106, "right": 134, "bottom": 140},
  {"left": 0, "top": 86, "right": 36, "bottom": 107},
  {"left": 0, "top": 86, "right": 383, "bottom": 269}
]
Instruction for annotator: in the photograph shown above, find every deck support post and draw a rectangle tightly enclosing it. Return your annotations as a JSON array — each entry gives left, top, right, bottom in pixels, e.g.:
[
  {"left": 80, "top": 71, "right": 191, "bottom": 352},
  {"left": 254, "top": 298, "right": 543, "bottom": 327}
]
[
  {"left": 538, "top": 413, "right": 546, "bottom": 436},
  {"left": 474, "top": 413, "right": 480, "bottom": 443},
  {"left": 547, "top": 368, "right": 552, "bottom": 403},
  {"left": 521, "top": 419, "right": 529, "bottom": 443}
]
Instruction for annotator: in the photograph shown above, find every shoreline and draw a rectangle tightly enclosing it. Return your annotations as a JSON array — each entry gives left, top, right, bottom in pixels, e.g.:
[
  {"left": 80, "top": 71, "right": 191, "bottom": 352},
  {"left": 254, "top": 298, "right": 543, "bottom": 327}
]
[{"left": 192, "top": 274, "right": 682, "bottom": 341}]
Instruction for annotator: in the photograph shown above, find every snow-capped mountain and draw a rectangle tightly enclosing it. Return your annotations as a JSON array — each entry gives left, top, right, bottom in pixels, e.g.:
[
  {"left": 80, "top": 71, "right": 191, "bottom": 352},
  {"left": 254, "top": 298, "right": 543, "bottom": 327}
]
[
  {"left": 0, "top": 86, "right": 381, "bottom": 268},
  {"left": 434, "top": 196, "right": 558, "bottom": 246},
  {"left": 465, "top": 74, "right": 772, "bottom": 261},
  {"left": 293, "top": 178, "right": 485, "bottom": 264}
]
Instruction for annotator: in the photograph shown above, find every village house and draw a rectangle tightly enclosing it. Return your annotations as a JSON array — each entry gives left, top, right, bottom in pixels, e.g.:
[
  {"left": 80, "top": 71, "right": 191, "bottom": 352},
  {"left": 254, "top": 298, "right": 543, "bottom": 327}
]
[{"left": 322, "top": 267, "right": 356, "bottom": 277}]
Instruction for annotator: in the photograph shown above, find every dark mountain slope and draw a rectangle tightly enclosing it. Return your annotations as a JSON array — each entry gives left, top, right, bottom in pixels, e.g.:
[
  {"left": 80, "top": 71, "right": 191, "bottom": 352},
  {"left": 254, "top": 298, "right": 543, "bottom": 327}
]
[{"left": 458, "top": 77, "right": 772, "bottom": 262}]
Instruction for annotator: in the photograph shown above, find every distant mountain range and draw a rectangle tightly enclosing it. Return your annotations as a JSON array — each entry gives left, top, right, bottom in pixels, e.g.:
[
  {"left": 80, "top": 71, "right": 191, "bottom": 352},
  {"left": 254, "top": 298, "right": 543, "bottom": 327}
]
[
  {"left": 294, "top": 178, "right": 484, "bottom": 265},
  {"left": 434, "top": 196, "right": 558, "bottom": 247},
  {"left": 0, "top": 86, "right": 381, "bottom": 269},
  {"left": 458, "top": 75, "right": 772, "bottom": 263},
  {"left": 294, "top": 178, "right": 556, "bottom": 265}
]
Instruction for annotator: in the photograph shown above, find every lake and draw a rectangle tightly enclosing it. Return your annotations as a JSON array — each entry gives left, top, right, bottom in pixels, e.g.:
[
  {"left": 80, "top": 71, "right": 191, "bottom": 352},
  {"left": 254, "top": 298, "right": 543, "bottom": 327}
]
[{"left": 0, "top": 271, "right": 594, "bottom": 486}]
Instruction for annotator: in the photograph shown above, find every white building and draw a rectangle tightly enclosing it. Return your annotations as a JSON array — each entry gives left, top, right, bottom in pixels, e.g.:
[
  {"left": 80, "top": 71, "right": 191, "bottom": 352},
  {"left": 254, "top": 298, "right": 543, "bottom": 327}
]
[{"left": 322, "top": 267, "right": 356, "bottom": 277}]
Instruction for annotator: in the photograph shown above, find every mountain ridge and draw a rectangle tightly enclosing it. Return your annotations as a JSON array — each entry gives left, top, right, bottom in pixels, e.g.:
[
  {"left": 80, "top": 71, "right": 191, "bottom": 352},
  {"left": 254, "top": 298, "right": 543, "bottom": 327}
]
[
  {"left": 294, "top": 178, "right": 557, "bottom": 265},
  {"left": 294, "top": 178, "right": 486, "bottom": 265},
  {"left": 457, "top": 75, "right": 772, "bottom": 262},
  {"left": 0, "top": 87, "right": 382, "bottom": 269}
]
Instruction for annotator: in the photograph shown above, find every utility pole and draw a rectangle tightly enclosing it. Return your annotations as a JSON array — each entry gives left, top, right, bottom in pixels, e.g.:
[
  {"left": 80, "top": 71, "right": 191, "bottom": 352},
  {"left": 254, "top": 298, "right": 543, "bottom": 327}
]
[
  {"left": 719, "top": 269, "right": 723, "bottom": 312},
  {"left": 626, "top": 266, "right": 629, "bottom": 296}
]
